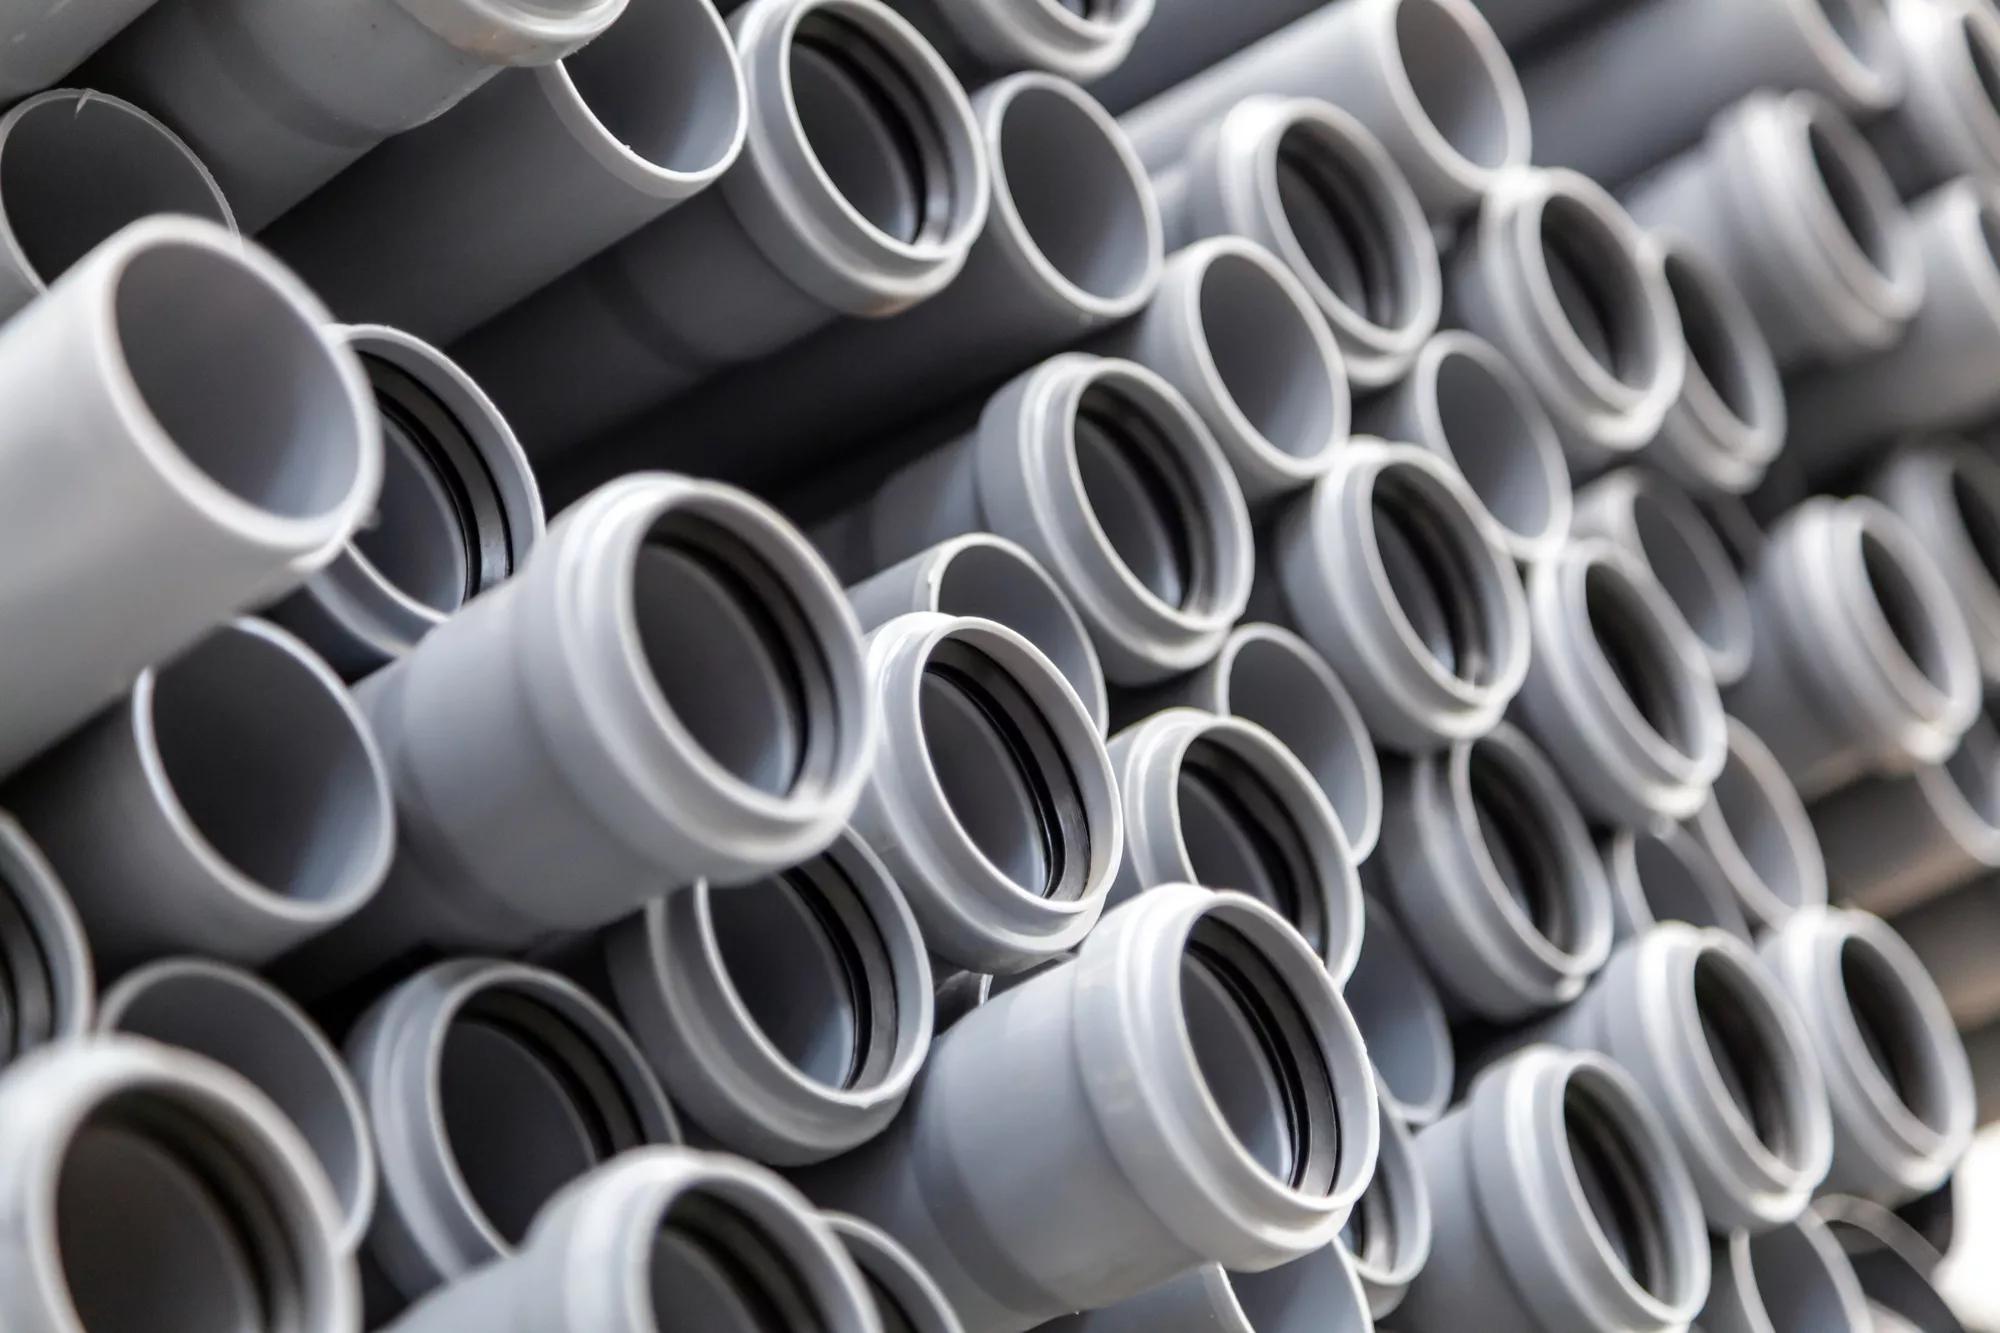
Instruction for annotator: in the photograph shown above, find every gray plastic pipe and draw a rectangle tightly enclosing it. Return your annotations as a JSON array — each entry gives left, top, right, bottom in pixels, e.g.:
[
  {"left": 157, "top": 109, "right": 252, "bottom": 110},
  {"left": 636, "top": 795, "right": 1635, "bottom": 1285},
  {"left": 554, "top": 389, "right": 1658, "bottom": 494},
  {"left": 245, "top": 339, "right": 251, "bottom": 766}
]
[
  {"left": 1118, "top": 0, "right": 1532, "bottom": 223},
  {"left": 1788, "top": 179, "right": 2000, "bottom": 481},
  {"left": 1690, "top": 717, "right": 1830, "bottom": 935},
  {"left": 1819, "top": 1195, "right": 1969, "bottom": 1332},
  {"left": 847, "top": 533, "right": 1108, "bottom": 734},
  {"left": 1871, "top": 0, "right": 2000, "bottom": 197},
  {"left": 84, "top": 0, "right": 625, "bottom": 231},
  {"left": 0, "top": 0, "right": 155, "bottom": 102},
  {"left": 1871, "top": 441, "right": 2000, "bottom": 683},
  {"left": 1888, "top": 875, "right": 2000, "bottom": 1031},
  {"left": 1447, "top": 166, "right": 1686, "bottom": 478},
  {"left": 1971, "top": 1016, "right": 2000, "bottom": 1128},
  {"left": 1147, "top": 95, "right": 1440, "bottom": 391},
  {"left": 928, "top": 950, "right": 1070, "bottom": 1034},
  {"left": 797, "top": 885, "right": 1379, "bottom": 1333},
  {"left": 349, "top": 958, "right": 681, "bottom": 1310},
  {"left": 1573, "top": 467, "right": 1756, "bottom": 688},
  {"left": 1702, "top": 1211, "right": 1873, "bottom": 1333},
  {"left": 269, "top": 324, "right": 545, "bottom": 680},
  {"left": 593, "top": 832, "right": 932, "bottom": 1164},
  {"left": 1108, "top": 706, "right": 1363, "bottom": 981},
  {"left": 1398, "top": 1045, "right": 1712, "bottom": 1333},
  {"left": 1890, "top": 1177, "right": 1956, "bottom": 1265},
  {"left": 1343, "top": 893, "right": 1454, "bottom": 1127},
  {"left": 1252, "top": 440, "right": 1531, "bottom": 754},
  {"left": 452, "top": 0, "right": 992, "bottom": 459},
  {"left": 1762, "top": 906, "right": 1977, "bottom": 1203},
  {"left": 1354, "top": 330, "right": 1570, "bottom": 564},
  {"left": 1038, "top": 1243, "right": 1374, "bottom": 1333},
  {"left": 1493, "top": 924, "right": 1836, "bottom": 1233},
  {"left": 1513, "top": 538, "right": 1730, "bottom": 829},
  {"left": 1727, "top": 497, "right": 1981, "bottom": 801},
  {"left": 0, "top": 1035, "right": 358, "bottom": 1333},
  {"left": 1622, "top": 91, "right": 1922, "bottom": 371},
  {"left": 97, "top": 958, "right": 377, "bottom": 1255},
  {"left": 1603, "top": 820, "right": 1755, "bottom": 945},
  {"left": 278, "top": 472, "right": 874, "bottom": 992},
  {"left": 1476, "top": 0, "right": 1617, "bottom": 49},
  {"left": 1345, "top": 1097, "right": 1431, "bottom": 1318},
  {"left": 1369, "top": 722, "right": 1614, "bottom": 1023},
  {"left": 383, "top": 1149, "right": 877, "bottom": 1333},
  {"left": 0, "top": 816, "right": 89, "bottom": 1068},
  {"left": 1116, "top": 621, "right": 1383, "bottom": 860},
  {"left": 9, "top": 617, "right": 394, "bottom": 974},
  {"left": 1088, "top": 0, "right": 1322, "bottom": 112},
  {"left": 842, "top": 353, "right": 1255, "bottom": 686},
  {"left": 848, "top": 612, "right": 1120, "bottom": 973},
  {"left": 828, "top": 1211, "right": 966, "bottom": 1333},
  {"left": 1519, "top": 0, "right": 1905, "bottom": 185},
  {"left": 886, "top": 0, "right": 1152, "bottom": 82},
  {"left": 265, "top": 0, "right": 746, "bottom": 344},
  {"left": 0, "top": 214, "right": 379, "bottom": 778}
]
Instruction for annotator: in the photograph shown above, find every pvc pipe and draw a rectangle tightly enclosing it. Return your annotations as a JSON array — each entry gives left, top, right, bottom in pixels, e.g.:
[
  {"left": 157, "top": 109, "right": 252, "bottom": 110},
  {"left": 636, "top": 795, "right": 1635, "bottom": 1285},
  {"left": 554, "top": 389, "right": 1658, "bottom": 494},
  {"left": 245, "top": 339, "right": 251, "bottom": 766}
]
[
  {"left": 1621, "top": 91, "right": 1922, "bottom": 371},
  {"left": 1697, "top": 489, "right": 1770, "bottom": 579},
  {"left": 1761, "top": 907, "right": 1978, "bottom": 1203},
  {"left": 1819, "top": 1195, "right": 1968, "bottom": 1332},
  {"left": 0, "top": 215, "right": 379, "bottom": 778},
  {"left": 1343, "top": 893, "right": 1454, "bottom": 1126},
  {"left": 1117, "top": 0, "right": 1532, "bottom": 224},
  {"left": 1519, "top": 0, "right": 1905, "bottom": 185},
  {"left": 1871, "top": 0, "right": 2000, "bottom": 196},
  {"left": 1572, "top": 466, "right": 1756, "bottom": 688},
  {"left": 0, "top": 814, "right": 91, "bottom": 1064},
  {"left": 1148, "top": 95, "right": 1440, "bottom": 390},
  {"left": 0, "top": 1036, "right": 357, "bottom": 1333},
  {"left": 9, "top": 617, "right": 394, "bottom": 973},
  {"left": 846, "top": 533, "right": 1108, "bottom": 734},
  {"left": 451, "top": 0, "right": 992, "bottom": 459},
  {"left": 1353, "top": 330, "right": 1570, "bottom": 563},
  {"left": 383, "top": 1149, "right": 877, "bottom": 1333},
  {"left": 1398, "top": 1045, "right": 1712, "bottom": 1333},
  {"left": 1252, "top": 440, "right": 1531, "bottom": 753},
  {"left": 1513, "top": 538, "right": 1730, "bottom": 828},
  {"left": 884, "top": 0, "right": 1152, "bottom": 82},
  {"left": 1369, "top": 721, "right": 1614, "bottom": 1023},
  {"left": 1115, "top": 621, "right": 1384, "bottom": 861},
  {"left": 1477, "top": 0, "right": 1617, "bottom": 49},
  {"left": 83, "top": 0, "right": 625, "bottom": 231},
  {"left": 97, "top": 957, "right": 377, "bottom": 1254},
  {"left": 1701, "top": 1212, "right": 1873, "bottom": 1333},
  {"left": 0, "top": 0, "right": 156, "bottom": 102},
  {"left": 1446, "top": 166, "right": 1685, "bottom": 478},
  {"left": 1727, "top": 497, "right": 1981, "bottom": 800},
  {"left": 797, "top": 885, "right": 1379, "bottom": 1333},
  {"left": 1683, "top": 718, "right": 1827, "bottom": 936},
  {"left": 1344, "top": 1098, "right": 1431, "bottom": 1318},
  {"left": 1892, "top": 1177, "right": 1957, "bottom": 1265},
  {"left": 1788, "top": 179, "right": 2000, "bottom": 480},
  {"left": 1889, "top": 876, "right": 2000, "bottom": 1030},
  {"left": 268, "top": 324, "right": 545, "bottom": 680},
  {"left": 1089, "top": 0, "right": 1327, "bottom": 112},
  {"left": 1602, "top": 820, "right": 1755, "bottom": 945},
  {"left": 1870, "top": 440, "right": 2000, "bottom": 684},
  {"left": 845, "top": 353, "right": 1255, "bottom": 686},
  {"left": 928, "top": 950, "right": 1070, "bottom": 1034},
  {"left": 277, "top": 473, "right": 875, "bottom": 992},
  {"left": 593, "top": 833, "right": 932, "bottom": 1164},
  {"left": 1107, "top": 706, "right": 1363, "bottom": 982},
  {"left": 848, "top": 612, "right": 1121, "bottom": 973},
  {"left": 1037, "top": 1244, "right": 1375, "bottom": 1333},
  {"left": 827, "top": 1212, "right": 966, "bottom": 1333},
  {"left": 348, "top": 958, "right": 681, "bottom": 1309}
]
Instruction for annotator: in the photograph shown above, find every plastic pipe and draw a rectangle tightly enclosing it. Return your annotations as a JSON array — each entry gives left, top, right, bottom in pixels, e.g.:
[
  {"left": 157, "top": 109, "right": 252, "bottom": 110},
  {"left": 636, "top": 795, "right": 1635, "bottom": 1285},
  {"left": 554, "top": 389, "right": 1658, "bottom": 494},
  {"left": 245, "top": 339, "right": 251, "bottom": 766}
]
[
  {"left": 1148, "top": 95, "right": 1440, "bottom": 390},
  {"left": 0, "top": 0, "right": 156, "bottom": 102},
  {"left": 1701, "top": 1212, "right": 1873, "bottom": 1333},
  {"left": 1513, "top": 538, "right": 1730, "bottom": 829},
  {"left": 1252, "top": 440, "right": 1531, "bottom": 754},
  {"left": 1107, "top": 706, "right": 1363, "bottom": 981},
  {"left": 9, "top": 617, "right": 393, "bottom": 974},
  {"left": 268, "top": 324, "right": 545, "bottom": 680},
  {"left": 97, "top": 958, "right": 378, "bottom": 1254},
  {"left": 452, "top": 0, "right": 991, "bottom": 459},
  {"left": 1446, "top": 166, "right": 1685, "bottom": 478},
  {"left": 1115, "top": 621, "right": 1383, "bottom": 860},
  {"left": 0, "top": 815, "right": 90, "bottom": 1069},
  {"left": 1697, "top": 489, "right": 1771, "bottom": 579},
  {"left": 1892, "top": 1177, "right": 1957, "bottom": 1264},
  {"left": 1344, "top": 1098, "right": 1431, "bottom": 1318},
  {"left": 927, "top": 951, "right": 1069, "bottom": 1034},
  {"left": 1871, "top": 0, "right": 2000, "bottom": 197},
  {"left": 1689, "top": 717, "right": 1830, "bottom": 935},
  {"left": 1870, "top": 441, "right": 2000, "bottom": 684},
  {"left": 1477, "top": 0, "right": 1618, "bottom": 49},
  {"left": 1037, "top": 1243, "right": 1375, "bottom": 1333},
  {"left": 797, "top": 885, "right": 1379, "bottom": 1333},
  {"left": 265, "top": 0, "right": 745, "bottom": 343},
  {"left": 1727, "top": 497, "right": 1981, "bottom": 800},
  {"left": 593, "top": 833, "right": 932, "bottom": 1164},
  {"left": 1088, "top": 0, "right": 1326, "bottom": 112},
  {"left": 1117, "top": 0, "right": 1532, "bottom": 224},
  {"left": 1621, "top": 91, "right": 1922, "bottom": 371},
  {"left": 348, "top": 958, "right": 681, "bottom": 1310},
  {"left": 1819, "top": 1195, "right": 1968, "bottom": 1332},
  {"left": 1969, "top": 1016, "right": 2000, "bottom": 1128},
  {"left": 844, "top": 353, "right": 1255, "bottom": 686},
  {"left": 1761, "top": 907, "right": 1977, "bottom": 1203},
  {"left": 1518, "top": 0, "right": 1905, "bottom": 185},
  {"left": 1353, "top": 330, "right": 1570, "bottom": 563},
  {"left": 382, "top": 1149, "right": 877, "bottom": 1333},
  {"left": 1888, "top": 876, "right": 2000, "bottom": 1030},
  {"left": 83, "top": 0, "right": 625, "bottom": 231},
  {"left": 848, "top": 612, "right": 1121, "bottom": 973},
  {"left": 1342, "top": 893, "right": 1454, "bottom": 1126},
  {"left": 277, "top": 473, "right": 875, "bottom": 993},
  {"left": 827, "top": 1212, "right": 966, "bottom": 1333},
  {"left": 846, "top": 533, "right": 1108, "bottom": 734},
  {"left": 0, "top": 215, "right": 379, "bottom": 778},
  {"left": 0, "top": 1036, "right": 357, "bottom": 1333},
  {"left": 1603, "top": 821, "right": 1755, "bottom": 945},
  {"left": 1572, "top": 467, "right": 1756, "bottom": 688},
  {"left": 1369, "top": 722, "right": 1614, "bottom": 1023},
  {"left": 884, "top": 0, "right": 1151, "bottom": 82},
  {"left": 1397, "top": 1045, "right": 1712, "bottom": 1333}
]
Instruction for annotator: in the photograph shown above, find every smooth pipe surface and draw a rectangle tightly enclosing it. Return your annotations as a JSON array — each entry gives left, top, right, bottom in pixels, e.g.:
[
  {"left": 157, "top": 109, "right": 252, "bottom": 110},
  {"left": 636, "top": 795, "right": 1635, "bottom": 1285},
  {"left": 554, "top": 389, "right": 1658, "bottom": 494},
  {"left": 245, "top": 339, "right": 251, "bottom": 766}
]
[
  {"left": 1038, "top": 1244, "right": 1374, "bottom": 1333},
  {"left": 1870, "top": 0, "right": 2000, "bottom": 196},
  {"left": 1690, "top": 716, "right": 1830, "bottom": 934},
  {"left": 0, "top": 0, "right": 157, "bottom": 102},
  {"left": 1870, "top": 440, "right": 2000, "bottom": 684},
  {"left": 0, "top": 814, "right": 91, "bottom": 1067},
  {"left": 1089, "top": 0, "right": 1324, "bottom": 111},
  {"left": 1701, "top": 1212, "right": 1873, "bottom": 1333},
  {"left": 886, "top": 0, "right": 1153, "bottom": 83},
  {"left": 1343, "top": 892, "right": 1454, "bottom": 1127},
  {"left": 1889, "top": 875, "right": 2000, "bottom": 1031}
]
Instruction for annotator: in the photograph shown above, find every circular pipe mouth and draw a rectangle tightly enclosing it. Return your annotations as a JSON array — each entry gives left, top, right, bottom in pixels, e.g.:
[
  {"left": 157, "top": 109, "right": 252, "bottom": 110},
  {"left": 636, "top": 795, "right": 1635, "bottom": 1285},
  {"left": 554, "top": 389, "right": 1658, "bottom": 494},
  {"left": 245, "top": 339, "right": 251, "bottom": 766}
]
[
  {"left": 1223, "top": 1240, "right": 1373, "bottom": 1331},
  {"left": 1796, "top": 98, "right": 1919, "bottom": 302},
  {"left": 1838, "top": 930, "right": 1964, "bottom": 1140},
  {"left": 1339, "top": 1099, "right": 1431, "bottom": 1307},
  {"left": 1689, "top": 940, "right": 1826, "bottom": 1180},
  {"left": 1534, "top": 187, "right": 1671, "bottom": 397},
  {"left": 1558, "top": 1065, "right": 1704, "bottom": 1311},
  {"left": 1384, "top": 0, "right": 1529, "bottom": 181},
  {"left": 1365, "top": 456, "right": 1517, "bottom": 693},
  {"left": 1818, "top": 1195, "right": 1966, "bottom": 1332},
  {"left": 1605, "top": 823, "right": 1752, "bottom": 943},
  {"left": 0, "top": 816, "right": 92, "bottom": 1062},
  {"left": 1698, "top": 719, "right": 1826, "bottom": 930},
  {"left": 1185, "top": 244, "right": 1347, "bottom": 469},
  {"left": 135, "top": 619, "right": 393, "bottom": 926},
  {"left": 1944, "top": 444, "right": 2000, "bottom": 612},
  {"left": 1934, "top": 693, "right": 2000, "bottom": 850},
  {"left": 925, "top": 535, "right": 1107, "bottom": 733},
  {"left": 1661, "top": 242, "right": 1785, "bottom": 450},
  {"left": 1343, "top": 896, "right": 1452, "bottom": 1125},
  {"left": 826, "top": 1211, "right": 961, "bottom": 1333},
  {"left": 641, "top": 1172, "right": 869, "bottom": 1332},
  {"left": 1572, "top": 546, "right": 1725, "bottom": 774},
  {"left": 1797, "top": 0, "right": 1904, "bottom": 108},
  {"left": 1457, "top": 728, "right": 1608, "bottom": 968},
  {"left": 1856, "top": 518, "right": 1980, "bottom": 721},
  {"left": 1720, "top": 1212, "right": 1872, "bottom": 1333},
  {"left": 1586, "top": 470, "right": 1755, "bottom": 685}
]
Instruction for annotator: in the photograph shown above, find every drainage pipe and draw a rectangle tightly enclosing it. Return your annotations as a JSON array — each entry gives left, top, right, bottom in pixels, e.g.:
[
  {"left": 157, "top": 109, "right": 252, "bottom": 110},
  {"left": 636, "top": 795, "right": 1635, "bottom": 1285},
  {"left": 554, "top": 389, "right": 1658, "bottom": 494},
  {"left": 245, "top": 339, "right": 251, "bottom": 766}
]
[
  {"left": 828, "top": 1212, "right": 965, "bottom": 1333},
  {"left": 1819, "top": 1195, "right": 1969, "bottom": 1332},
  {"left": 885, "top": 0, "right": 1152, "bottom": 83},
  {"left": 1870, "top": 0, "right": 2000, "bottom": 197},
  {"left": 1037, "top": 1243, "right": 1375, "bottom": 1333},
  {"left": 928, "top": 951, "right": 1071, "bottom": 1034},
  {"left": 1690, "top": 717, "right": 1830, "bottom": 935},
  {"left": 1701, "top": 1212, "right": 1873, "bottom": 1333},
  {"left": 1088, "top": 0, "right": 1326, "bottom": 112},
  {"left": 1345, "top": 1098, "right": 1431, "bottom": 1318},
  {"left": 0, "top": 815, "right": 90, "bottom": 1068},
  {"left": 1342, "top": 893, "right": 1454, "bottom": 1127},
  {"left": 1603, "top": 821, "right": 1755, "bottom": 945},
  {"left": 1871, "top": 441, "right": 2000, "bottom": 684},
  {"left": 0, "top": 0, "right": 156, "bottom": 102},
  {"left": 1886, "top": 876, "right": 2000, "bottom": 1032}
]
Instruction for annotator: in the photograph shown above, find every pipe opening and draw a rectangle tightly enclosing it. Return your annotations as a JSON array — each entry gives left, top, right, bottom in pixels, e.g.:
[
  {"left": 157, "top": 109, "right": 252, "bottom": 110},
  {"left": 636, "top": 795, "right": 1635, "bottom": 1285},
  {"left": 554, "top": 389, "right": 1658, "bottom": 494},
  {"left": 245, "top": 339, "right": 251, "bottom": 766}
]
[
  {"left": 1629, "top": 481, "right": 1748, "bottom": 669},
  {"left": 1583, "top": 562, "right": 1701, "bottom": 759},
  {"left": 1343, "top": 904, "right": 1452, "bottom": 1117},
  {"left": 1860, "top": 528, "right": 1957, "bottom": 696},
  {"left": 997, "top": 83, "right": 1153, "bottom": 302},
  {"left": 1952, "top": 462, "right": 2000, "bottom": 594},
  {"left": 1179, "top": 917, "right": 1340, "bottom": 1194},
  {"left": 1372, "top": 471, "right": 1496, "bottom": 686},
  {"left": 562, "top": 0, "right": 744, "bottom": 175},
  {"left": 1742, "top": 1221, "right": 1864, "bottom": 1329},
  {"left": 147, "top": 624, "right": 387, "bottom": 908},
  {"left": 1541, "top": 194, "right": 1656, "bottom": 390},
  {"left": 1841, "top": 936, "right": 1954, "bottom": 1136},
  {"left": 931, "top": 541, "right": 1099, "bottom": 717},
  {"left": 648, "top": 1189, "right": 829, "bottom": 1332},
  {"left": 1230, "top": 1243, "right": 1365, "bottom": 1331},
  {"left": 1563, "top": 1078, "right": 1673, "bottom": 1301},
  {"left": 919, "top": 637, "right": 1091, "bottom": 901},
  {"left": 1175, "top": 737, "right": 1326, "bottom": 955},
  {"left": 1431, "top": 345, "right": 1558, "bottom": 543},
  {"left": 1808, "top": 117, "right": 1897, "bottom": 284},
  {"left": 1274, "top": 124, "right": 1408, "bottom": 329},
  {"left": 1665, "top": 251, "right": 1761, "bottom": 430},
  {"left": 1221, "top": 632, "right": 1377, "bottom": 856},
  {"left": 1392, "top": 0, "right": 1511, "bottom": 169},
  {"left": 1194, "top": 250, "right": 1340, "bottom": 460},
  {"left": 1710, "top": 736, "right": 1815, "bottom": 913},
  {"left": 1693, "top": 951, "right": 1793, "bottom": 1160},
  {"left": 1629, "top": 830, "right": 1743, "bottom": 936},
  {"left": 1468, "top": 740, "right": 1575, "bottom": 952},
  {"left": 114, "top": 239, "right": 362, "bottom": 521},
  {"left": 1072, "top": 383, "right": 1207, "bottom": 610}
]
